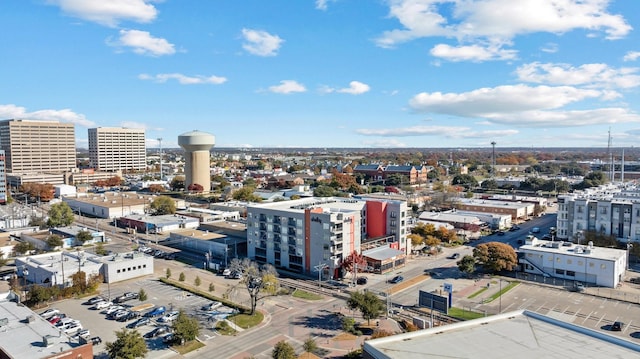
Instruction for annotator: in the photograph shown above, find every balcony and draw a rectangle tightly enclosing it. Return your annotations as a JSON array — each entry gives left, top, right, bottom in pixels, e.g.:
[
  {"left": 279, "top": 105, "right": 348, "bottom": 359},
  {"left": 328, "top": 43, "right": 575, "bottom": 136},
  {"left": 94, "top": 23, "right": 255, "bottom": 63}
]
[
  {"left": 273, "top": 215, "right": 281, "bottom": 223},
  {"left": 259, "top": 214, "right": 267, "bottom": 222},
  {"left": 287, "top": 228, "right": 297, "bottom": 236},
  {"left": 273, "top": 225, "right": 281, "bottom": 233},
  {"left": 273, "top": 234, "right": 281, "bottom": 243},
  {"left": 288, "top": 219, "right": 297, "bottom": 227},
  {"left": 288, "top": 238, "right": 297, "bottom": 246},
  {"left": 259, "top": 223, "right": 267, "bottom": 231}
]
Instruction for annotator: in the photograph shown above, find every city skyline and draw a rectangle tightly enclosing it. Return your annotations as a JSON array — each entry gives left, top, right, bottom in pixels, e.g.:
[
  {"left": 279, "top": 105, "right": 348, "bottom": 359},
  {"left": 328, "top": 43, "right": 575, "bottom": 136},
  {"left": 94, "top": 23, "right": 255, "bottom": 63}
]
[{"left": 1, "top": 1, "right": 639, "bottom": 149}]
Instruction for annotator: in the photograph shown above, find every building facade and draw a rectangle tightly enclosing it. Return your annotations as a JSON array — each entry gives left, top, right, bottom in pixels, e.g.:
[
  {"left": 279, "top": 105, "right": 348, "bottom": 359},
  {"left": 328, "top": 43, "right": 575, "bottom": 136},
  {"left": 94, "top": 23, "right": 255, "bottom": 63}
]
[
  {"left": 518, "top": 237, "right": 626, "bottom": 288},
  {"left": 0, "top": 150, "right": 5, "bottom": 204},
  {"left": 88, "top": 127, "right": 146, "bottom": 172},
  {"left": 0, "top": 119, "right": 76, "bottom": 174},
  {"left": 556, "top": 184, "right": 640, "bottom": 243},
  {"left": 246, "top": 197, "right": 408, "bottom": 279}
]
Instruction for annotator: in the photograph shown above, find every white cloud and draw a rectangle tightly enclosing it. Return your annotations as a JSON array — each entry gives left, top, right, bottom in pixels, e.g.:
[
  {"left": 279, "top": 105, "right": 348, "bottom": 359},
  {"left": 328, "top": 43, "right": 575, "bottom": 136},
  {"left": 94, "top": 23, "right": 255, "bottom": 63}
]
[
  {"left": 486, "top": 108, "right": 640, "bottom": 127},
  {"left": 108, "top": 29, "right": 175, "bottom": 56},
  {"left": 361, "top": 138, "right": 408, "bottom": 148},
  {"left": 268, "top": 80, "right": 306, "bottom": 94},
  {"left": 48, "top": 0, "right": 158, "bottom": 27},
  {"left": 624, "top": 51, "right": 640, "bottom": 62},
  {"left": 241, "top": 28, "right": 284, "bottom": 56},
  {"left": 516, "top": 62, "right": 640, "bottom": 89},
  {"left": 376, "top": 0, "right": 631, "bottom": 54},
  {"left": 120, "top": 121, "right": 148, "bottom": 129},
  {"left": 540, "top": 42, "right": 558, "bottom": 53},
  {"left": 321, "top": 81, "right": 371, "bottom": 95},
  {"left": 138, "top": 73, "right": 227, "bottom": 85},
  {"left": 316, "top": 0, "right": 328, "bottom": 10},
  {"left": 356, "top": 125, "right": 518, "bottom": 139},
  {"left": 430, "top": 43, "right": 517, "bottom": 62},
  {"left": 0, "top": 104, "right": 95, "bottom": 127},
  {"left": 409, "top": 84, "right": 602, "bottom": 117}
]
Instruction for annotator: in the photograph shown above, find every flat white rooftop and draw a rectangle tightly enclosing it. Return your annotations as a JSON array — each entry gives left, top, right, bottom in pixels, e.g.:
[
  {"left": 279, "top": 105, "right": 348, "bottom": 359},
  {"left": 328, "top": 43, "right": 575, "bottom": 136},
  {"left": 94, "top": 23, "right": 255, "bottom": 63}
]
[
  {"left": 520, "top": 239, "right": 625, "bottom": 261},
  {"left": 364, "top": 310, "right": 640, "bottom": 359}
]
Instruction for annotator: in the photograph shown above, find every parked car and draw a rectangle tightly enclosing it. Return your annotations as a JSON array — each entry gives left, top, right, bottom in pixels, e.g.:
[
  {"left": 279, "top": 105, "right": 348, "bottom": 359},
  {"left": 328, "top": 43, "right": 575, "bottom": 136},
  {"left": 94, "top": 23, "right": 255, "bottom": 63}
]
[
  {"left": 114, "top": 292, "right": 139, "bottom": 304},
  {"left": 570, "top": 282, "right": 585, "bottom": 292},
  {"left": 630, "top": 277, "right": 640, "bottom": 284},
  {"left": 63, "top": 323, "right": 83, "bottom": 335},
  {"left": 78, "top": 329, "right": 91, "bottom": 340},
  {"left": 102, "top": 305, "right": 125, "bottom": 315},
  {"left": 447, "top": 253, "right": 461, "bottom": 260},
  {"left": 144, "top": 306, "right": 166, "bottom": 317},
  {"left": 161, "top": 332, "right": 174, "bottom": 344},
  {"left": 113, "top": 310, "right": 132, "bottom": 321},
  {"left": 86, "top": 296, "right": 106, "bottom": 305},
  {"left": 117, "top": 311, "right": 139, "bottom": 322},
  {"left": 510, "top": 225, "right": 520, "bottom": 231},
  {"left": 40, "top": 308, "right": 60, "bottom": 319},
  {"left": 107, "top": 309, "right": 129, "bottom": 320},
  {"left": 92, "top": 301, "right": 113, "bottom": 310},
  {"left": 127, "top": 317, "right": 151, "bottom": 329},
  {"left": 90, "top": 336, "right": 102, "bottom": 345},
  {"left": 389, "top": 275, "right": 404, "bottom": 284},
  {"left": 143, "top": 326, "right": 171, "bottom": 339},
  {"left": 158, "top": 311, "right": 179, "bottom": 323},
  {"left": 356, "top": 276, "right": 368, "bottom": 285},
  {"left": 611, "top": 321, "right": 624, "bottom": 331},
  {"left": 201, "top": 301, "right": 222, "bottom": 311}
]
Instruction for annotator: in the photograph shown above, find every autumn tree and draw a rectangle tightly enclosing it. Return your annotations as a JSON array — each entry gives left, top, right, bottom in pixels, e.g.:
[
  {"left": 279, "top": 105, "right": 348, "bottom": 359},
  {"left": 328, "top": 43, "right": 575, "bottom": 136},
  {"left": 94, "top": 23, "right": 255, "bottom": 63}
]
[
  {"left": 473, "top": 242, "right": 517, "bottom": 273},
  {"left": 148, "top": 184, "right": 166, "bottom": 193},
  {"left": 187, "top": 183, "right": 204, "bottom": 193},
  {"left": 228, "top": 258, "right": 279, "bottom": 315},
  {"left": 20, "top": 182, "right": 55, "bottom": 202},
  {"left": 408, "top": 233, "right": 424, "bottom": 247},
  {"left": 47, "top": 202, "right": 74, "bottom": 227},
  {"left": 341, "top": 251, "right": 368, "bottom": 282},
  {"left": 149, "top": 196, "right": 176, "bottom": 215}
]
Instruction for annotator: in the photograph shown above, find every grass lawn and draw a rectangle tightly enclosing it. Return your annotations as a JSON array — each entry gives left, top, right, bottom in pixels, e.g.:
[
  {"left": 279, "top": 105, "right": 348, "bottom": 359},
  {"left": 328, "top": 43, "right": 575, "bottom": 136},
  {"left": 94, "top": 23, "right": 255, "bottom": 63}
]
[
  {"left": 172, "top": 340, "right": 205, "bottom": 354},
  {"left": 467, "top": 287, "right": 488, "bottom": 299},
  {"left": 215, "top": 321, "right": 236, "bottom": 335},
  {"left": 486, "top": 281, "right": 520, "bottom": 302},
  {"left": 448, "top": 307, "right": 485, "bottom": 320},
  {"left": 230, "top": 311, "right": 264, "bottom": 329},
  {"left": 292, "top": 289, "right": 323, "bottom": 300}
]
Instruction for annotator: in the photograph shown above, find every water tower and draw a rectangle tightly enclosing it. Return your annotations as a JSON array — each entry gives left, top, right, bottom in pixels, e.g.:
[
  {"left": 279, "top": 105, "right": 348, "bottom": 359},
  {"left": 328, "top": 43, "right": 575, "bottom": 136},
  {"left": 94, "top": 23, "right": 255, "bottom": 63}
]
[{"left": 178, "top": 130, "right": 215, "bottom": 192}]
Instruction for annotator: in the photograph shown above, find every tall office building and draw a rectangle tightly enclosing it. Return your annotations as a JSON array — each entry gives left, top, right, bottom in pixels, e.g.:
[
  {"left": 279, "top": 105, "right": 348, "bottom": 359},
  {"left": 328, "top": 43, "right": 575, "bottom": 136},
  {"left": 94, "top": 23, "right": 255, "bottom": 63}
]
[
  {"left": 0, "top": 119, "right": 76, "bottom": 173},
  {"left": 0, "top": 150, "right": 6, "bottom": 204},
  {"left": 88, "top": 127, "right": 146, "bottom": 172}
]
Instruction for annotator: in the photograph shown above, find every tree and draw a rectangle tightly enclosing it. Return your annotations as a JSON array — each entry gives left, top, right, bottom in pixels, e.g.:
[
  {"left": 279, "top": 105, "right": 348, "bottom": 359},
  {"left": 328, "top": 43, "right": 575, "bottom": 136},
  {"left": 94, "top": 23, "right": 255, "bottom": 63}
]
[
  {"left": 232, "top": 187, "right": 263, "bottom": 202},
  {"left": 148, "top": 184, "right": 166, "bottom": 193},
  {"left": 14, "top": 241, "right": 34, "bottom": 256},
  {"left": 473, "top": 242, "right": 517, "bottom": 273},
  {"left": 46, "top": 234, "right": 64, "bottom": 249},
  {"left": 457, "top": 255, "right": 476, "bottom": 277},
  {"left": 149, "top": 196, "right": 176, "bottom": 215},
  {"left": 172, "top": 310, "right": 199, "bottom": 343},
  {"left": 170, "top": 176, "right": 185, "bottom": 191},
  {"left": 313, "top": 184, "right": 336, "bottom": 197},
  {"left": 138, "top": 289, "right": 147, "bottom": 302},
  {"left": 29, "top": 216, "right": 47, "bottom": 229},
  {"left": 346, "top": 291, "right": 386, "bottom": 325},
  {"left": 179, "top": 272, "right": 185, "bottom": 282},
  {"left": 208, "top": 283, "right": 215, "bottom": 292},
  {"left": 106, "top": 328, "right": 148, "bottom": 359},
  {"left": 340, "top": 251, "right": 368, "bottom": 282},
  {"left": 20, "top": 182, "right": 55, "bottom": 202},
  {"left": 229, "top": 258, "right": 279, "bottom": 315},
  {"left": 166, "top": 268, "right": 172, "bottom": 279},
  {"left": 76, "top": 230, "right": 92, "bottom": 243},
  {"left": 187, "top": 183, "right": 204, "bottom": 193},
  {"left": 452, "top": 174, "right": 478, "bottom": 189},
  {"left": 95, "top": 242, "right": 108, "bottom": 255},
  {"left": 194, "top": 276, "right": 201, "bottom": 287},
  {"left": 271, "top": 340, "right": 296, "bottom": 359},
  {"left": 408, "top": 233, "right": 424, "bottom": 247},
  {"left": 47, "top": 202, "right": 74, "bottom": 227},
  {"left": 303, "top": 337, "right": 318, "bottom": 355},
  {"left": 70, "top": 271, "right": 88, "bottom": 294}
]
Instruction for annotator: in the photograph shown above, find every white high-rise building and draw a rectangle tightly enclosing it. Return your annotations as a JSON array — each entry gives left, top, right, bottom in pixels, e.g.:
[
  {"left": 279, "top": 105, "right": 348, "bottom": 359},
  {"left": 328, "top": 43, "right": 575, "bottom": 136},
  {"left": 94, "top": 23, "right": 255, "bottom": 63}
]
[
  {"left": 88, "top": 127, "right": 146, "bottom": 172},
  {"left": 0, "top": 119, "right": 76, "bottom": 173}
]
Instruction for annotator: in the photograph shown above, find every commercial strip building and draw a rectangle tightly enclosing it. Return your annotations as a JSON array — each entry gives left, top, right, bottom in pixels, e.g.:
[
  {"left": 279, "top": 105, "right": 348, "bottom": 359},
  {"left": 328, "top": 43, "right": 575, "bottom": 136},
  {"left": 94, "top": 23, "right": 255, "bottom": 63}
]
[
  {"left": 15, "top": 250, "right": 153, "bottom": 287},
  {"left": 454, "top": 197, "right": 535, "bottom": 221},
  {"left": 118, "top": 214, "right": 199, "bottom": 234},
  {"left": 61, "top": 191, "right": 186, "bottom": 219},
  {"left": 246, "top": 197, "right": 408, "bottom": 278},
  {"left": 88, "top": 127, "right": 146, "bottom": 172},
  {"left": 518, "top": 237, "right": 626, "bottom": 288},
  {"left": 363, "top": 310, "right": 640, "bottom": 359},
  {"left": 556, "top": 183, "right": 640, "bottom": 243},
  {"left": 0, "top": 293, "right": 93, "bottom": 359}
]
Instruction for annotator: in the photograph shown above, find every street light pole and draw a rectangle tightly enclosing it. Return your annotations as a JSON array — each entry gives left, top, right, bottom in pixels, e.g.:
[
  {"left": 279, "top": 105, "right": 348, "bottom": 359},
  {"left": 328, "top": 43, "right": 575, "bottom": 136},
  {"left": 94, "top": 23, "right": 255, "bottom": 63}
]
[{"left": 499, "top": 279, "right": 502, "bottom": 313}]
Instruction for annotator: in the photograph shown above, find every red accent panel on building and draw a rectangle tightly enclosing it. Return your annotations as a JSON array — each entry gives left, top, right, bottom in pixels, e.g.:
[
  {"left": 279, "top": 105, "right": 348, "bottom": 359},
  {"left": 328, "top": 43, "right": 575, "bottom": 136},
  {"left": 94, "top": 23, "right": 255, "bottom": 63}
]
[
  {"left": 349, "top": 215, "right": 355, "bottom": 253},
  {"left": 366, "top": 201, "right": 387, "bottom": 238},
  {"left": 304, "top": 207, "right": 323, "bottom": 272}
]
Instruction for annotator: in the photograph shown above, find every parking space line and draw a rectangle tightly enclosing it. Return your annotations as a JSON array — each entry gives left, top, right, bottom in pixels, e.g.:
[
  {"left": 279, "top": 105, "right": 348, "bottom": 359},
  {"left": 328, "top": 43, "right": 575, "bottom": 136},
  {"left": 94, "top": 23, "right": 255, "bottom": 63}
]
[
  {"left": 582, "top": 311, "right": 593, "bottom": 325},
  {"left": 595, "top": 313, "right": 606, "bottom": 328}
]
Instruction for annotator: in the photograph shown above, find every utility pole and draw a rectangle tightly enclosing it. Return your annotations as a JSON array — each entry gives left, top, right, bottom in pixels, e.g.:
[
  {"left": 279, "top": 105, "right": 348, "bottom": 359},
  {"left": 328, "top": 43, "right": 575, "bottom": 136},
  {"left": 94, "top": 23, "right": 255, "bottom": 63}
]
[
  {"left": 157, "top": 138, "right": 163, "bottom": 181},
  {"left": 314, "top": 262, "right": 328, "bottom": 288}
]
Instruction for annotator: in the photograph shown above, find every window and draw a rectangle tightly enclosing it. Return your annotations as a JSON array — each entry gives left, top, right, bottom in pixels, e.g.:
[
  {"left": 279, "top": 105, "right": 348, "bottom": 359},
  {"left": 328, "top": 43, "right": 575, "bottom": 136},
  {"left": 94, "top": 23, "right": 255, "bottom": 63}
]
[
  {"left": 566, "top": 271, "right": 575, "bottom": 277},
  {"left": 117, "top": 269, "right": 121, "bottom": 273},
  {"left": 589, "top": 262, "right": 594, "bottom": 267},
  {"left": 556, "top": 269, "right": 565, "bottom": 275},
  {"left": 567, "top": 259, "right": 572, "bottom": 265},
  {"left": 601, "top": 264, "right": 606, "bottom": 269}
]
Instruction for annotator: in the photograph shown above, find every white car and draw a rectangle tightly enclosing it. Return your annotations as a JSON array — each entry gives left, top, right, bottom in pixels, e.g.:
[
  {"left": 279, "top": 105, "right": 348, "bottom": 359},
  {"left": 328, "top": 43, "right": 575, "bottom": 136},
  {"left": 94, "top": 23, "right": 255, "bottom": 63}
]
[
  {"left": 158, "top": 311, "right": 179, "bottom": 323},
  {"left": 40, "top": 308, "right": 60, "bottom": 319},
  {"left": 102, "top": 305, "right": 125, "bottom": 315},
  {"left": 201, "top": 301, "right": 222, "bottom": 311},
  {"left": 64, "top": 323, "right": 83, "bottom": 335},
  {"left": 56, "top": 318, "right": 80, "bottom": 328},
  {"left": 92, "top": 301, "right": 113, "bottom": 310}
]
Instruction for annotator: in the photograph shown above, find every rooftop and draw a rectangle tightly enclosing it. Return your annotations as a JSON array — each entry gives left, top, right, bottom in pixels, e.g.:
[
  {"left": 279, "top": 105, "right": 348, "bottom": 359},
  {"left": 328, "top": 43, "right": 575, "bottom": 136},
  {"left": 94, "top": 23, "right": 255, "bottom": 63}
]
[
  {"left": 364, "top": 310, "right": 640, "bottom": 359},
  {"left": 520, "top": 239, "right": 626, "bottom": 261}
]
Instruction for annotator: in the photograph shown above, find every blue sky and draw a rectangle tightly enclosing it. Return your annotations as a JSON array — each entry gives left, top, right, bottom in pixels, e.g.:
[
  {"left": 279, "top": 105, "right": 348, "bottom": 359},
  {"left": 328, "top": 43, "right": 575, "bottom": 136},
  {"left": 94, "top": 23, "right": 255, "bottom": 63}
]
[{"left": 1, "top": 0, "right": 639, "bottom": 149}]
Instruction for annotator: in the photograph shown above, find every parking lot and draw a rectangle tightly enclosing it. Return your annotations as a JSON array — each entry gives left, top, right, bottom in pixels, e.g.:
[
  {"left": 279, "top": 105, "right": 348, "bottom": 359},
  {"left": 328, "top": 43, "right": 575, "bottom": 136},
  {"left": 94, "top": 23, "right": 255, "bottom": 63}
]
[{"left": 44, "top": 277, "right": 235, "bottom": 358}]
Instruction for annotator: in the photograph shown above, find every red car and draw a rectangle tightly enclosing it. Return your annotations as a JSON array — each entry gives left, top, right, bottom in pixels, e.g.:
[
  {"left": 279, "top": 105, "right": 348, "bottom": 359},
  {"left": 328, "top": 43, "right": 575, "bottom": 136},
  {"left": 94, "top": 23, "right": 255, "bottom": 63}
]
[{"left": 48, "top": 314, "right": 65, "bottom": 325}]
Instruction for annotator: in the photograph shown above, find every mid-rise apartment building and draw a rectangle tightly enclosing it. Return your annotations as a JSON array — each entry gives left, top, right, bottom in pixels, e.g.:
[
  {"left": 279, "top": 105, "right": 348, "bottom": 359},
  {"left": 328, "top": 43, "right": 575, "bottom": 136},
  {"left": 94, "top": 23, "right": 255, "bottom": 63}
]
[
  {"left": 88, "top": 127, "right": 146, "bottom": 171},
  {"left": 246, "top": 197, "right": 408, "bottom": 278},
  {"left": 557, "top": 184, "right": 640, "bottom": 243},
  {"left": 0, "top": 119, "right": 76, "bottom": 173}
]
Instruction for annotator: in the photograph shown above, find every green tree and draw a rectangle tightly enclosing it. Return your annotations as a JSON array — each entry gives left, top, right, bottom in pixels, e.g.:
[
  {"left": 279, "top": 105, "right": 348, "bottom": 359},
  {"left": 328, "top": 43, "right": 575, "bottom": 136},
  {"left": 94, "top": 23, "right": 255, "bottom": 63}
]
[
  {"left": 105, "top": 328, "right": 148, "bottom": 359},
  {"left": 313, "top": 184, "right": 336, "bottom": 197},
  {"left": 149, "top": 196, "right": 176, "bottom": 215},
  {"left": 303, "top": 337, "right": 318, "bottom": 355},
  {"left": 138, "top": 289, "right": 147, "bottom": 302},
  {"left": 473, "top": 242, "right": 517, "bottom": 273},
  {"left": 70, "top": 271, "right": 88, "bottom": 294},
  {"left": 346, "top": 291, "right": 386, "bottom": 325},
  {"left": 28, "top": 284, "right": 51, "bottom": 305},
  {"left": 95, "top": 242, "right": 108, "bottom": 256},
  {"left": 342, "top": 316, "right": 356, "bottom": 334},
  {"left": 166, "top": 268, "right": 172, "bottom": 279},
  {"left": 457, "top": 255, "right": 476, "bottom": 277},
  {"left": 232, "top": 187, "right": 263, "bottom": 202},
  {"left": 452, "top": 174, "right": 478, "bottom": 189},
  {"left": 229, "top": 258, "right": 279, "bottom": 315},
  {"left": 46, "top": 234, "right": 64, "bottom": 249},
  {"left": 76, "top": 230, "right": 92, "bottom": 243},
  {"left": 46, "top": 202, "right": 74, "bottom": 227},
  {"left": 271, "top": 340, "right": 296, "bottom": 359},
  {"left": 13, "top": 241, "right": 34, "bottom": 256},
  {"left": 179, "top": 272, "right": 185, "bottom": 282},
  {"left": 170, "top": 176, "right": 185, "bottom": 191},
  {"left": 208, "top": 283, "right": 215, "bottom": 292},
  {"left": 172, "top": 310, "right": 200, "bottom": 344},
  {"left": 194, "top": 276, "right": 201, "bottom": 287},
  {"left": 29, "top": 216, "right": 47, "bottom": 229}
]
